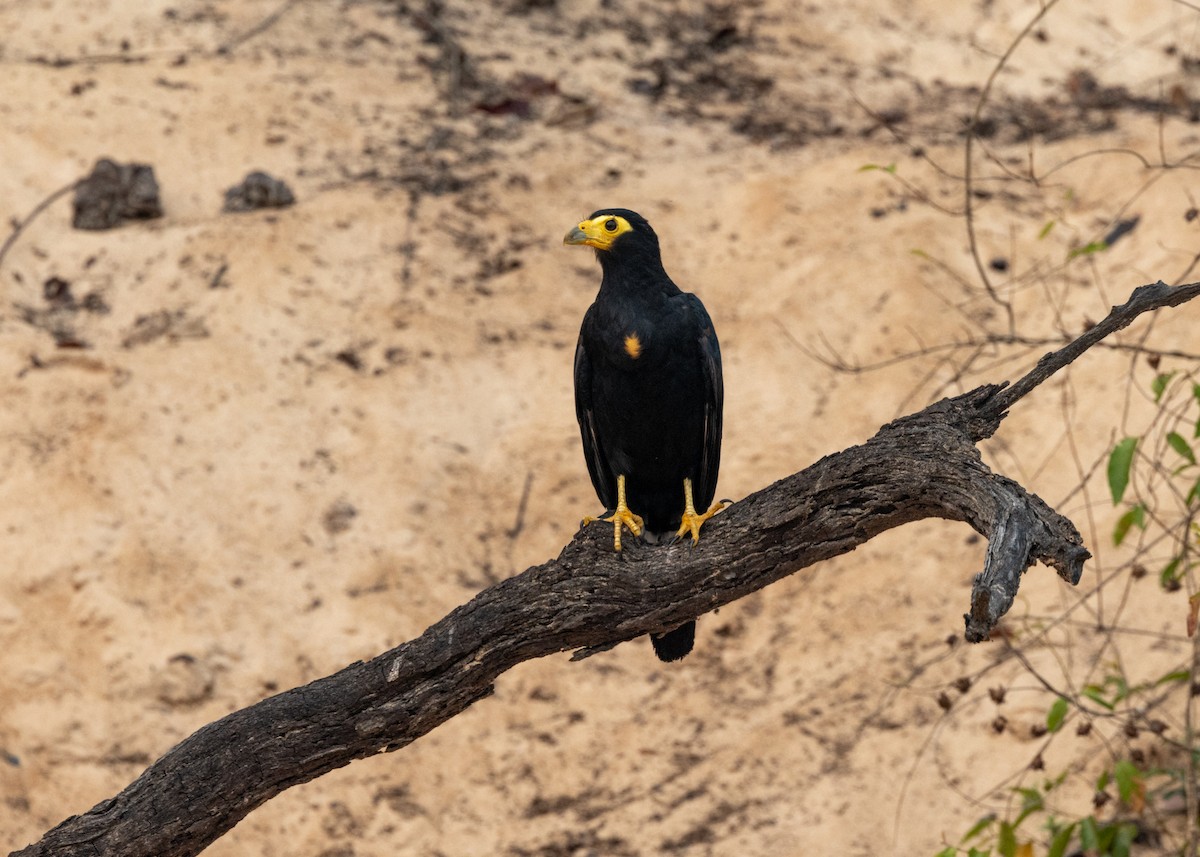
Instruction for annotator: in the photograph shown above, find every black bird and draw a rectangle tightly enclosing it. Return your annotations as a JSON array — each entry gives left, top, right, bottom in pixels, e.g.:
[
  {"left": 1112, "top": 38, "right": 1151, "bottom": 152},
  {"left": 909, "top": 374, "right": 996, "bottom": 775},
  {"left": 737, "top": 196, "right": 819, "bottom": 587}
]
[{"left": 564, "top": 208, "right": 724, "bottom": 662}]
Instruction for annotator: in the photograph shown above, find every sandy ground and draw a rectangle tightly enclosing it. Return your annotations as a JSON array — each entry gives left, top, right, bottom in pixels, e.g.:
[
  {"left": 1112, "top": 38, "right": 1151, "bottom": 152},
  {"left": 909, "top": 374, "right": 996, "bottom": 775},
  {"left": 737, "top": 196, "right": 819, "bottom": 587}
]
[{"left": 2, "top": 1, "right": 1200, "bottom": 855}]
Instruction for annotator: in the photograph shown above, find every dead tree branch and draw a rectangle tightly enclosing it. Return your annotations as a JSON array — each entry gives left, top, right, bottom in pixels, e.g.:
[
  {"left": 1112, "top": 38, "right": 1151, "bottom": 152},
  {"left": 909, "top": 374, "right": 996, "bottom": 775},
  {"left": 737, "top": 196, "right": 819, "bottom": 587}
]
[{"left": 12, "top": 280, "right": 1200, "bottom": 857}]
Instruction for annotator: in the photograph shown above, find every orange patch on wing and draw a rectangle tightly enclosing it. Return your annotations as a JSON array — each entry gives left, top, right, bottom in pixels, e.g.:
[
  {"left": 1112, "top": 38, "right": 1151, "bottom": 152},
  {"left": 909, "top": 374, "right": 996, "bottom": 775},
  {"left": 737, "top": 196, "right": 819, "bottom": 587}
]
[{"left": 624, "top": 333, "right": 642, "bottom": 359}]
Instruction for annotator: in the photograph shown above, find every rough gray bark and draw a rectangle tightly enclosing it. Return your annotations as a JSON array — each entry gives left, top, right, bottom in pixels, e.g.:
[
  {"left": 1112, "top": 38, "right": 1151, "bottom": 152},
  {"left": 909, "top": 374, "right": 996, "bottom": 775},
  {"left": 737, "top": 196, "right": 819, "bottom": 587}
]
[{"left": 12, "top": 280, "right": 1200, "bottom": 857}]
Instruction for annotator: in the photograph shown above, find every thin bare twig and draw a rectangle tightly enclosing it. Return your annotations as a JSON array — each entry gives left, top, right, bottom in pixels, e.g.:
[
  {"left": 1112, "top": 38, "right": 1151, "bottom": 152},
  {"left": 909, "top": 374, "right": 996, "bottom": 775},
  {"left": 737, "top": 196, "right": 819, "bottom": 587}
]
[
  {"left": 0, "top": 181, "right": 79, "bottom": 274},
  {"left": 217, "top": 0, "right": 305, "bottom": 55},
  {"left": 963, "top": 0, "right": 1062, "bottom": 333},
  {"left": 982, "top": 281, "right": 1200, "bottom": 418}
]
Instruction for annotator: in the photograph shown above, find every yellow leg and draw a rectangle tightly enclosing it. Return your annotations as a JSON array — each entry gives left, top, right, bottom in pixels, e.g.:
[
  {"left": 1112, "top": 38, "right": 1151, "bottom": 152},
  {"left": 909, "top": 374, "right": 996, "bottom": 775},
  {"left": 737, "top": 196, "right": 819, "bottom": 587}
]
[
  {"left": 675, "top": 477, "right": 726, "bottom": 545},
  {"left": 582, "top": 474, "right": 644, "bottom": 552}
]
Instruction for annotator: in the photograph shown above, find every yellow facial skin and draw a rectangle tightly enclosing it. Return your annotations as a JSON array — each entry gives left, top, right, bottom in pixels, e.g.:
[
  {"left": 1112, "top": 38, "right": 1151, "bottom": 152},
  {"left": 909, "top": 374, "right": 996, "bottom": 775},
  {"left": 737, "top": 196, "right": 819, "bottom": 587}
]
[{"left": 563, "top": 214, "right": 634, "bottom": 251}]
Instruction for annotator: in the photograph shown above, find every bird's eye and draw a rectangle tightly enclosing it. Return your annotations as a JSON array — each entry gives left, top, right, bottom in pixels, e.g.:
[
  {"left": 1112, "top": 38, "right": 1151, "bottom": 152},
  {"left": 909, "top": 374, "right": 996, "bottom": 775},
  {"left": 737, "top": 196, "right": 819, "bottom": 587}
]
[{"left": 604, "top": 218, "right": 617, "bottom": 232}]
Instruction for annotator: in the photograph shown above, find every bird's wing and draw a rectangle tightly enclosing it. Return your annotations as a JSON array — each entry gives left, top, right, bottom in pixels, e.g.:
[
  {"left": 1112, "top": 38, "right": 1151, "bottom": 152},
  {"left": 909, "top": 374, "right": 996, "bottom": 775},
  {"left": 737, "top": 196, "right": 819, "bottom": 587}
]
[
  {"left": 686, "top": 293, "right": 723, "bottom": 510},
  {"left": 574, "top": 330, "right": 617, "bottom": 511}
]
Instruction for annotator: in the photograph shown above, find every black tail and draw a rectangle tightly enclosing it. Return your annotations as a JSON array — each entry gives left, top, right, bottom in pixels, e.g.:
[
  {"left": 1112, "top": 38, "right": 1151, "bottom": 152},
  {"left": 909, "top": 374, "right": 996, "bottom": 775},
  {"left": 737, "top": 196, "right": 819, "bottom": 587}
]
[{"left": 650, "top": 621, "right": 695, "bottom": 662}]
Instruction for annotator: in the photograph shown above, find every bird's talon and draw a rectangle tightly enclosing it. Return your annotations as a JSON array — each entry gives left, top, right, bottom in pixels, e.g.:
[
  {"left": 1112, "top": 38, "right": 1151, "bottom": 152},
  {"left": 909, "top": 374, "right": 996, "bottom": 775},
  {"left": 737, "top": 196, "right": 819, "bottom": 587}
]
[
  {"left": 675, "top": 497, "right": 726, "bottom": 545},
  {"left": 584, "top": 507, "right": 643, "bottom": 551},
  {"left": 581, "top": 474, "right": 643, "bottom": 551}
]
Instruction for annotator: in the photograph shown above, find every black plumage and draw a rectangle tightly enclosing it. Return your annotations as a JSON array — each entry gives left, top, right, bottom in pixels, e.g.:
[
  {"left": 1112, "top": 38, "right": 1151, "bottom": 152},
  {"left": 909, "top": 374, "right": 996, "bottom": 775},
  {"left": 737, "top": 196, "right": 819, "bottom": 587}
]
[{"left": 565, "top": 208, "right": 723, "bottom": 662}]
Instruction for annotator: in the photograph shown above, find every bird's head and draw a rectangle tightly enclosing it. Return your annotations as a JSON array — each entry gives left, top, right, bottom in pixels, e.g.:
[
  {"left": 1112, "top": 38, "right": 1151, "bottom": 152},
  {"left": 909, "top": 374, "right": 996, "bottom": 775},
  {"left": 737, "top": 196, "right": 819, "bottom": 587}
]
[{"left": 563, "top": 208, "right": 659, "bottom": 257}]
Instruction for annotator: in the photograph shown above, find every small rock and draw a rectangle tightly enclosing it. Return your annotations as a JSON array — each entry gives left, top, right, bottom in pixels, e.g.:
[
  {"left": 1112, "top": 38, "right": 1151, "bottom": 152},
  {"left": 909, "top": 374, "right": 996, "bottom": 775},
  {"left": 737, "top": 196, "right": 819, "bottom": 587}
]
[
  {"left": 222, "top": 171, "right": 295, "bottom": 213},
  {"left": 73, "top": 158, "right": 163, "bottom": 230}
]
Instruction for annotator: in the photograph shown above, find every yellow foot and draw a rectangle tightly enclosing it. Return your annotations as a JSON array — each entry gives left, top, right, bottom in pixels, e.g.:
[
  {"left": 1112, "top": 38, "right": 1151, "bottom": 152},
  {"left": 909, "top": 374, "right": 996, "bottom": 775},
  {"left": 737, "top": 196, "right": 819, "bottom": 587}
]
[
  {"left": 583, "top": 506, "right": 644, "bottom": 552},
  {"left": 675, "top": 477, "right": 726, "bottom": 545},
  {"left": 676, "top": 502, "right": 725, "bottom": 544},
  {"left": 582, "top": 474, "right": 643, "bottom": 552}
]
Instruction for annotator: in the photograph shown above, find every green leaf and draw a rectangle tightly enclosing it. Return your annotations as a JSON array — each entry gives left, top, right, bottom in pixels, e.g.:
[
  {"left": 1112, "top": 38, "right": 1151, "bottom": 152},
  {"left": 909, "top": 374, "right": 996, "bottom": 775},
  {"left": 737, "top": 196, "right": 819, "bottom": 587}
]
[
  {"left": 1113, "top": 759, "right": 1139, "bottom": 805},
  {"left": 1079, "top": 816, "right": 1099, "bottom": 851},
  {"left": 1016, "top": 786, "right": 1043, "bottom": 814},
  {"left": 1161, "top": 557, "right": 1182, "bottom": 588},
  {"left": 997, "top": 822, "right": 1017, "bottom": 857},
  {"left": 1046, "top": 697, "right": 1069, "bottom": 732},
  {"left": 1152, "top": 371, "right": 1176, "bottom": 402},
  {"left": 1038, "top": 220, "right": 1056, "bottom": 239},
  {"left": 1188, "top": 477, "right": 1200, "bottom": 507},
  {"left": 1068, "top": 240, "right": 1109, "bottom": 259},
  {"left": 967, "top": 849, "right": 992, "bottom": 857},
  {"left": 858, "top": 163, "right": 897, "bottom": 173},
  {"left": 1169, "top": 431, "right": 1197, "bottom": 465},
  {"left": 1156, "top": 668, "right": 1190, "bottom": 686},
  {"left": 1107, "top": 437, "right": 1138, "bottom": 504},
  {"left": 935, "top": 848, "right": 957, "bottom": 857},
  {"left": 1194, "top": 384, "right": 1200, "bottom": 437},
  {"left": 1113, "top": 822, "right": 1137, "bottom": 857},
  {"left": 1012, "top": 787, "right": 1044, "bottom": 827},
  {"left": 1112, "top": 504, "right": 1145, "bottom": 546},
  {"left": 1113, "top": 674, "right": 1130, "bottom": 703},
  {"left": 962, "top": 815, "right": 996, "bottom": 842},
  {"left": 1047, "top": 822, "right": 1077, "bottom": 857},
  {"left": 1096, "top": 822, "right": 1118, "bottom": 852},
  {"left": 1083, "top": 685, "right": 1116, "bottom": 711}
]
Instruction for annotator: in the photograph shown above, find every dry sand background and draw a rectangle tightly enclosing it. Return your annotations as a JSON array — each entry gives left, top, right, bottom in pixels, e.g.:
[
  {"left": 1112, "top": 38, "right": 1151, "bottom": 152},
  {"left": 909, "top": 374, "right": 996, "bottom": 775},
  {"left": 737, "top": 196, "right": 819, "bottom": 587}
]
[{"left": 2, "top": 1, "right": 1200, "bottom": 855}]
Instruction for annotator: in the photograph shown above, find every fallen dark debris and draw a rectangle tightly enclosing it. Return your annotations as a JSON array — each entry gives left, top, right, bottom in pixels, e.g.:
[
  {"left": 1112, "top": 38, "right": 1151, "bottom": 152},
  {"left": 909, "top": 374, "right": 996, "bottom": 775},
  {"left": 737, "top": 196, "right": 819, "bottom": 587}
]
[
  {"left": 474, "top": 72, "right": 558, "bottom": 118},
  {"left": 42, "top": 275, "right": 73, "bottom": 305},
  {"left": 507, "top": 830, "right": 638, "bottom": 857},
  {"left": 334, "top": 348, "right": 364, "bottom": 371},
  {"left": 72, "top": 158, "right": 163, "bottom": 231},
  {"left": 322, "top": 500, "right": 358, "bottom": 535},
  {"left": 222, "top": 171, "right": 296, "bottom": 213},
  {"left": 15, "top": 275, "right": 110, "bottom": 348},
  {"left": 121, "top": 309, "right": 209, "bottom": 348},
  {"left": 505, "top": 0, "right": 557, "bottom": 13},
  {"left": 154, "top": 76, "right": 196, "bottom": 91},
  {"left": 964, "top": 68, "right": 1197, "bottom": 145},
  {"left": 1103, "top": 215, "right": 1141, "bottom": 248},
  {"left": 400, "top": 0, "right": 487, "bottom": 112},
  {"left": 209, "top": 261, "right": 229, "bottom": 289}
]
